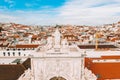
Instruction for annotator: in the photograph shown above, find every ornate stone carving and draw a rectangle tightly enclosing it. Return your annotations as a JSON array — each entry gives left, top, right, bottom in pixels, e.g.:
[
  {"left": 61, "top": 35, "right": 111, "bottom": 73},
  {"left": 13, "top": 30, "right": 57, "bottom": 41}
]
[{"left": 84, "top": 68, "right": 97, "bottom": 80}]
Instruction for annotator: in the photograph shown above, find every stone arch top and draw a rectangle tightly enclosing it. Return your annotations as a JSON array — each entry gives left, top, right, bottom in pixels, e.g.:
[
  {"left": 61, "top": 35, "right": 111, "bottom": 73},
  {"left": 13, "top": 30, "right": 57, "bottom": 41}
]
[{"left": 50, "top": 76, "right": 66, "bottom": 80}]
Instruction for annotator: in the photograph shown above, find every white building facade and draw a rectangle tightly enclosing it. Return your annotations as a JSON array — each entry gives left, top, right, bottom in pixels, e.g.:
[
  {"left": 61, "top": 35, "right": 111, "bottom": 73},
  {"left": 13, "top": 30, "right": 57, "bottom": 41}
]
[{"left": 18, "top": 29, "right": 97, "bottom": 80}]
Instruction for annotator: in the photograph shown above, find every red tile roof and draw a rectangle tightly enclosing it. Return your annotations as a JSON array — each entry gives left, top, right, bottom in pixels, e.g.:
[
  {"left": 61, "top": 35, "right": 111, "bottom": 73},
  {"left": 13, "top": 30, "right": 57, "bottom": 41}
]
[
  {"left": 85, "top": 56, "right": 120, "bottom": 80},
  {"left": 15, "top": 44, "right": 39, "bottom": 48}
]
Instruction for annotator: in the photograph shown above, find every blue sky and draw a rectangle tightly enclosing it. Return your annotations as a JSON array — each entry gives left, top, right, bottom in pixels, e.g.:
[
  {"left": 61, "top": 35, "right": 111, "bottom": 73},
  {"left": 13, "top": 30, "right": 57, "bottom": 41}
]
[
  {"left": 0, "top": 0, "right": 120, "bottom": 25},
  {"left": 0, "top": 0, "right": 66, "bottom": 10}
]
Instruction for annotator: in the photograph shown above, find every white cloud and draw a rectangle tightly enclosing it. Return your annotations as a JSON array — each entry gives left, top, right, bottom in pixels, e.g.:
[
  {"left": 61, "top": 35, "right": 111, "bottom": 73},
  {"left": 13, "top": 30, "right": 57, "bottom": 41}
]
[
  {"left": 0, "top": 13, "right": 17, "bottom": 23},
  {"left": 4, "top": 0, "right": 13, "bottom": 3},
  {"left": 4, "top": 0, "right": 15, "bottom": 8},
  {"left": 25, "top": 3, "right": 33, "bottom": 7},
  {"left": 0, "top": 0, "right": 120, "bottom": 25},
  {"left": 56, "top": 0, "right": 120, "bottom": 25}
]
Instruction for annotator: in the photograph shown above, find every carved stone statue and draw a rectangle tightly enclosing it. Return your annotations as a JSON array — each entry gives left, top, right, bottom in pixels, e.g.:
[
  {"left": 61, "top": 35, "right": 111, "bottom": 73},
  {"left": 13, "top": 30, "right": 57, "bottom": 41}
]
[
  {"left": 61, "top": 38, "right": 68, "bottom": 48},
  {"left": 53, "top": 28, "right": 61, "bottom": 48}
]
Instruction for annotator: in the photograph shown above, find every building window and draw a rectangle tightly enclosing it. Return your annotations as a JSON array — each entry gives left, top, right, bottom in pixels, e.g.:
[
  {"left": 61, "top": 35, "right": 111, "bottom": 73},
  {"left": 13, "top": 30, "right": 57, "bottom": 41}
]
[
  {"left": 18, "top": 49, "right": 21, "bottom": 51},
  {"left": 7, "top": 49, "right": 9, "bottom": 51},
  {"left": 3, "top": 52, "right": 5, "bottom": 56},
  {"left": 23, "top": 48, "right": 26, "bottom": 51},
  {"left": 13, "top": 52, "right": 15, "bottom": 56},
  {"left": 8, "top": 52, "right": 10, "bottom": 56},
  {"left": 18, "top": 52, "right": 21, "bottom": 56},
  {"left": 13, "top": 48, "right": 15, "bottom": 51}
]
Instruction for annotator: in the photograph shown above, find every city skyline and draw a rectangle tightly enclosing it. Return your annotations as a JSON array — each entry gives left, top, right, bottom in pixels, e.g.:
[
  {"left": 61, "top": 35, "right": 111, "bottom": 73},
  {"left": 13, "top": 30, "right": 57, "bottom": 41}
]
[{"left": 0, "top": 0, "right": 120, "bottom": 25}]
